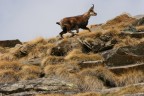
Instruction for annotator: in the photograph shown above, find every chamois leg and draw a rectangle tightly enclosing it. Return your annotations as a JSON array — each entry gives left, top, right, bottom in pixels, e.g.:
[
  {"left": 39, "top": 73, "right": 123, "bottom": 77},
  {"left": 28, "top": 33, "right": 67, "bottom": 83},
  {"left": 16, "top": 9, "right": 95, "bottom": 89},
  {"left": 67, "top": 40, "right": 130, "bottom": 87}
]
[
  {"left": 59, "top": 27, "right": 67, "bottom": 38},
  {"left": 76, "top": 26, "right": 79, "bottom": 33},
  {"left": 82, "top": 27, "right": 91, "bottom": 32},
  {"left": 59, "top": 31, "right": 65, "bottom": 38},
  {"left": 68, "top": 31, "right": 75, "bottom": 37}
]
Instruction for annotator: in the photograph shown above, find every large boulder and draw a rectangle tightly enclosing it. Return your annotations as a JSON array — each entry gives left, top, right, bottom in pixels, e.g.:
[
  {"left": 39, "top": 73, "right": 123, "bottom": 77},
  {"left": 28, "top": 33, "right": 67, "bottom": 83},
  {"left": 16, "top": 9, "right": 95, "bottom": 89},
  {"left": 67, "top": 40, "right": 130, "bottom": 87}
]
[
  {"left": 102, "top": 42, "right": 144, "bottom": 66},
  {"left": 0, "top": 39, "right": 22, "bottom": 47},
  {"left": 0, "top": 77, "right": 79, "bottom": 96}
]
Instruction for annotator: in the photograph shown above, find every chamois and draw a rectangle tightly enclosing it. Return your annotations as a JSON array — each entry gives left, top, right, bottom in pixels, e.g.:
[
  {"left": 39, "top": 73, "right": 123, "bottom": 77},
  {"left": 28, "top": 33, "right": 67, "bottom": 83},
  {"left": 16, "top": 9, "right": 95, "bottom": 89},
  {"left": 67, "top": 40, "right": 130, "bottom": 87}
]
[{"left": 56, "top": 4, "right": 97, "bottom": 38}]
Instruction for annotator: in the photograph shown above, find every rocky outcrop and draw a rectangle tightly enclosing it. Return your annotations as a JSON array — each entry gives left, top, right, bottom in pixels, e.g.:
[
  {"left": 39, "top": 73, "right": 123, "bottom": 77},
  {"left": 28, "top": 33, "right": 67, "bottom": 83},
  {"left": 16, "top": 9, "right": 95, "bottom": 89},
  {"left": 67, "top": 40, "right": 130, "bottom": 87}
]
[
  {"left": 0, "top": 78, "right": 79, "bottom": 96},
  {"left": 0, "top": 39, "right": 22, "bottom": 47},
  {"left": 102, "top": 43, "right": 144, "bottom": 66}
]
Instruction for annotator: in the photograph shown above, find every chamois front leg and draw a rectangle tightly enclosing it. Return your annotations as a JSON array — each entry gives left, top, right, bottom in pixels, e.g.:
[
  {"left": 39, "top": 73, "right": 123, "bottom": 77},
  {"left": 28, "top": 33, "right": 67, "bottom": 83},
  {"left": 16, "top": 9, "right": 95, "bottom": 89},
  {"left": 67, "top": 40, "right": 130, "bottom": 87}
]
[
  {"left": 82, "top": 27, "right": 91, "bottom": 32},
  {"left": 76, "top": 26, "right": 79, "bottom": 33}
]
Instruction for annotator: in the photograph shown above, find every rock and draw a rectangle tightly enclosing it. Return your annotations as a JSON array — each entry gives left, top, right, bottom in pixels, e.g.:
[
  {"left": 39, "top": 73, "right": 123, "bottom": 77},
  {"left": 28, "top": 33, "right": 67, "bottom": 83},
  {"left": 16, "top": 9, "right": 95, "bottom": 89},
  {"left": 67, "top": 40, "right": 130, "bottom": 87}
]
[
  {"left": 0, "top": 77, "right": 79, "bottom": 96},
  {"left": 124, "top": 93, "right": 144, "bottom": 96},
  {"left": 0, "top": 39, "right": 22, "bottom": 48},
  {"left": 133, "top": 17, "right": 144, "bottom": 26},
  {"left": 102, "top": 43, "right": 144, "bottom": 66},
  {"left": 21, "top": 57, "right": 42, "bottom": 66},
  {"left": 120, "top": 31, "right": 144, "bottom": 38}
]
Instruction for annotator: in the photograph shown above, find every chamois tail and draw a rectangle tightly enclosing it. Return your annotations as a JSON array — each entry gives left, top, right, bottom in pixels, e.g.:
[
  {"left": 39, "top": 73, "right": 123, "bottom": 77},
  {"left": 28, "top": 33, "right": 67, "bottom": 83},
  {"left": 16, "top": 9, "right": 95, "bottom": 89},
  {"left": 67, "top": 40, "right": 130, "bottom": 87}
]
[{"left": 56, "top": 22, "right": 60, "bottom": 25}]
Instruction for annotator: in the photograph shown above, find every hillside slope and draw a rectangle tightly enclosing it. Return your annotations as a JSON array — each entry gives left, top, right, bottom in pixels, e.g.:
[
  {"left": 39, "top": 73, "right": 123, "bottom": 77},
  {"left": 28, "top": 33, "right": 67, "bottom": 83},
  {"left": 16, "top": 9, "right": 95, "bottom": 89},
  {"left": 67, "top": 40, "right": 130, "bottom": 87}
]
[{"left": 0, "top": 14, "right": 144, "bottom": 96}]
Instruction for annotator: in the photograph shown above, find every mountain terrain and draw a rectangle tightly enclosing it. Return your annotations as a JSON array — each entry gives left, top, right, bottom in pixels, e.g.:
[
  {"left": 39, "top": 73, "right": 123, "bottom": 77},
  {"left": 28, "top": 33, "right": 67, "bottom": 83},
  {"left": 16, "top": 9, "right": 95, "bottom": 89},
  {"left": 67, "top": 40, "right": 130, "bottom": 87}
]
[{"left": 0, "top": 14, "right": 144, "bottom": 96}]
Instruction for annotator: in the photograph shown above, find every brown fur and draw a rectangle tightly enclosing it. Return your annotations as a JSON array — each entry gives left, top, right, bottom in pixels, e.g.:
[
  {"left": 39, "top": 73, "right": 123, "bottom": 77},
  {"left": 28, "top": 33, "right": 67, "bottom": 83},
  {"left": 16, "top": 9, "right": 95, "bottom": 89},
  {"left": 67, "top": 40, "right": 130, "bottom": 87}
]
[{"left": 57, "top": 4, "right": 97, "bottom": 38}]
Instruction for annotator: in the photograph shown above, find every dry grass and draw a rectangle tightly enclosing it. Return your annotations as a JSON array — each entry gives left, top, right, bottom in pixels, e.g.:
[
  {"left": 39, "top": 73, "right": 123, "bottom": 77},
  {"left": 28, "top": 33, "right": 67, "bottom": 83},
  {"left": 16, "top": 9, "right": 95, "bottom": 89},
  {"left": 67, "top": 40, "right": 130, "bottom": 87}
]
[
  {"left": 28, "top": 43, "right": 55, "bottom": 59},
  {"left": 0, "top": 53, "right": 17, "bottom": 61},
  {"left": 18, "top": 65, "right": 41, "bottom": 80},
  {"left": 102, "top": 28, "right": 121, "bottom": 36},
  {"left": 36, "top": 94, "right": 67, "bottom": 96},
  {"left": 114, "top": 36, "right": 141, "bottom": 49},
  {"left": 36, "top": 92, "right": 101, "bottom": 96},
  {"left": 0, "top": 69, "right": 18, "bottom": 83},
  {"left": 47, "top": 37, "right": 58, "bottom": 44},
  {"left": 0, "top": 47, "right": 9, "bottom": 54},
  {"left": 102, "top": 14, "right": 136, "bottom": 30},
  {"left": 65, "top": 49, "right": 103, "bottom": 62},
  {"left": 74, "top": 92, "right": 101, "bottom": 96},
  {"left": 108, "top": 85, "right": 144, "bottom": 96},
  {"left": 27, "top": 37, "right": 47, "bottom": 45},
  {"left": 136, "top": 25, "right": 144, "bottom": 32},
  {"left": 0, "top": 61, "right": 22, "bottom": 71},
  {"left": 117, "top": 70, "right": 144, "bottom": 86},
  {"left": 79, "top": 31, "right": 102, "bottom": 39},
  {"left": 79, "top": 66, "right": 118, "bottom": 87},
  {"left": 44, "top": 64, "right": 73, "bottom": 79},
  {"left": 41, "top": 56, "right": 64, "bottom": 67}
]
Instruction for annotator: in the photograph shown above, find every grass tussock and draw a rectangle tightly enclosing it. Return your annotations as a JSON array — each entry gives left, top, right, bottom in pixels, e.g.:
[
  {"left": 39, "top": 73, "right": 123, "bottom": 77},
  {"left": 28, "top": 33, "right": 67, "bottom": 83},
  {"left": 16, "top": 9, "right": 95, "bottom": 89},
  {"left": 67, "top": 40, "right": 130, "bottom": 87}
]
[
  {"left": 114, "top": 36, "right": 141, "bottom": 49},
  {"left": 0, "top": 47, "right": 9, "bottom": 54},
  {"left": 17, "top": 65, "right": 42, "bottom": 80},
  {"left": 136, "top": 25, "right": 144, "bottom": 32},
  {"left": 28, "top": 43, "right": 56, "bottom": 59},
  {"left": 36, "top": 94, "right": 67, "bottom": 96},
  {"left": 41, "top": 56, "right": 64, "bottom": 67},
  {"left": 102, "top": 14, "right": 136, "bottom": 30},
  {"left": 47, "top": 37, "right": 58, "bottom": 44},
  {"left": 79, "top": 66, "right": 118, "bottom": 87},
  {"left": 28, "top": 37, "right": 47, "bottom": 45},
  {"left": 74, "top": 92, "right": 101, "bottom": 96},
  {"left": 108, "top": 85, "right": 144, "bottom": 96},
  {"left": 65, "top": 49, "right": 103, "bottom": 62},
  {"left": 0, "top": 53, "right": 17, "bottom": 61},
  {"left": 102, "top": 28, "right": 121, "bottom": 36},
  {"left": 117, "top": 70, "right": 144, "bottom": 86},
  {"left": 79, "top": 31, "right": 102, "bottom": 39},
  {"left": 0, "top": 69, "right": 18, "bottom": 83},
  {"left": 0, "top": 61, "right": 22, "bottom": 71},
  {"left": 44, "top": 64, "right": 74, "bottom": 79}
]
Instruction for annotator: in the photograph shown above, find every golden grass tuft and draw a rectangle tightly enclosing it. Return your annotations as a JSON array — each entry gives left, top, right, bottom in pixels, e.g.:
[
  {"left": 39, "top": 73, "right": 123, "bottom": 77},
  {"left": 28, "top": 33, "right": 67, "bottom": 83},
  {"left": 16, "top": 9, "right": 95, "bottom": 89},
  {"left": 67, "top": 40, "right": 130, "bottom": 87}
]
[
  {"left": 103, "top": 28, "right": 121, "bottom": 36},
  {"left": 28, "top": 37, "right": 47, "bottom": 45},
  {"left": 18, "top": 65, "right": 41, "bottom": 80},
  {"left": 65, "top": 49, "right": 103, "bottom": 62},
  {"left": 0, "top": 53, "right": 17, "bottom": 61},
  {"left": 44, "top": 64, "right": 72, "bottom": 79},
  {"left": 0, "top": 47, "right": 9, "bottom": 54},
  {"left": 117, "top": 70, "right": 144, "bottom": 86},
  {"left": 36, "top": 94, "right": 67, "bottom": 96},
  {"left": 28, "top": 43, "right": 56, "bottom": 58},
  {"left": 108, "top": 84, "right": 144, "bottom": 96},
  {"left": 114, "top": 36, "right": 141, "bottom": 49},
  {"left": 41, "top": 56, "right": 64, "bottom": 67},
  {"left": 79, "top": 66, "right": 118, "bottom": 87},
  {"left": 82, "top": 76, "right": 104, "bottom": 91},
  {"left": 0, "top": 69, "right": 18, "bottom": 83},
  {"left": 74, "top": 92, "right": 101, "bottom": 96},
  {"left": 79, "top": 31, "right": 103, "bottom": 39},
  {"left": 102, "top": 14, "right": 136, "bottom": 30},
  {"left": 136, "top": 25, "right": 144, "bottom": 32},
  {"left": 0, "top": 61, "right": 22, "bottom": 71},
  {"left": 47, "top": 37, "right": 58, "bottom": 44}
]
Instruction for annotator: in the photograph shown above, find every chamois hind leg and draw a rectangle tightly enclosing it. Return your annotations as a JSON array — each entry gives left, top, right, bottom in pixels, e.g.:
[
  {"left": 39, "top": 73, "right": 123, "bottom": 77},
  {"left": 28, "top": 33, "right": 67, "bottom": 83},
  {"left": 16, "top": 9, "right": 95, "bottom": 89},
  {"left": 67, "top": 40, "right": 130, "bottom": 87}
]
[
  {"left": 59, "top": 27, "right": 67, "bottom": 38},
  {"left": 82, "top": 27, "right": 91, "bottom": 32},
  {"left": 67, "top": 27, "right": 75, "bottom": 37}
]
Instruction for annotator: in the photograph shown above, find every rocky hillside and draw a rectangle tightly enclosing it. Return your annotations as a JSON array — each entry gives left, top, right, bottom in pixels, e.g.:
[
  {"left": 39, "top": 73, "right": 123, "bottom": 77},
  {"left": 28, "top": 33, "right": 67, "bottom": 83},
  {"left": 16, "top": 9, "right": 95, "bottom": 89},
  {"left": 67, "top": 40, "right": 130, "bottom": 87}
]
[{"left": 0, "top": 14, "right": 144, "bottom": 96}]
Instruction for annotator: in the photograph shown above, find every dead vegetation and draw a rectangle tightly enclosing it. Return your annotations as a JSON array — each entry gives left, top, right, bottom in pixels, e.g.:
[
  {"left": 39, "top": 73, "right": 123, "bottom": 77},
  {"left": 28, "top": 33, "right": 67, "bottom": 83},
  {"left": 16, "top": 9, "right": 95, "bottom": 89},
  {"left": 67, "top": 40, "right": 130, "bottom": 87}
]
[{"left": 0, "top": 14, "right": 144, "bottom": 95}]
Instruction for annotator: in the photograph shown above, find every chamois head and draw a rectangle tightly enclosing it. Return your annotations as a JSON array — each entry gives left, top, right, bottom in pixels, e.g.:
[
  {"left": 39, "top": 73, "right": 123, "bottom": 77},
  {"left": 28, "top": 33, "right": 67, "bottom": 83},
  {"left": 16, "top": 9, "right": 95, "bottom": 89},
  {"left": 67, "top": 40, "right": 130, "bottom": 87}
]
[{"left": 88, "top": 4, "right": 97, "bottom": 16}]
